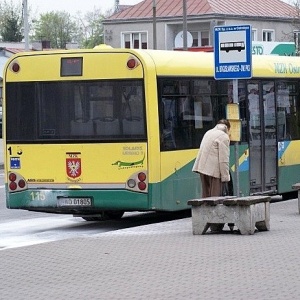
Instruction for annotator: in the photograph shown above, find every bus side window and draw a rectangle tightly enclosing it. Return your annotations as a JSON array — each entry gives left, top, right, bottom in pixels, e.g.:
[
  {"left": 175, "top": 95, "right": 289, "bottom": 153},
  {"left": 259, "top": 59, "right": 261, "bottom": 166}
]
[{"left": 160, "top": 98, "right": 177, "bottom": 150}]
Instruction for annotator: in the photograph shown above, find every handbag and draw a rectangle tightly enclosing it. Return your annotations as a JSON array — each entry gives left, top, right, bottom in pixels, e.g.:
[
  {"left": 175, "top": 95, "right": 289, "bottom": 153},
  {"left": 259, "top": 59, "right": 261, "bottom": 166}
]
[{"left": 222, "top": 182, "right": 229, "bottom": 196}]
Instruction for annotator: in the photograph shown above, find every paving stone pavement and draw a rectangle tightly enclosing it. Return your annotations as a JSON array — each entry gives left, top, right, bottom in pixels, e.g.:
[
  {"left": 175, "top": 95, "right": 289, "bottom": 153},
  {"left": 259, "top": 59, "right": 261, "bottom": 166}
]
[{"left": 0, "top": 199, "right": 300, "bottom": 300}]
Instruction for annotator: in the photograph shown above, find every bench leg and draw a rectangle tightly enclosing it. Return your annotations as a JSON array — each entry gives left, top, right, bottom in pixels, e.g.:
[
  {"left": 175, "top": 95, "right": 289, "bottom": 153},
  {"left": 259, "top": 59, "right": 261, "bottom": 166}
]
[
  {"left": 192, "top": 220, "right": 210, "bottom": 235},
  {"left": 191, "top": 207, "right": 212, "bottom": 234},
  {"left": 255, "top": 202, "right": 270, "bottom": 231},
  {"left": 237, "top": 221, "right": 256, "bottom": 235},
  {"left": 255, "top": 220, "right": 269, "bottom": 231},
  {"left": 236, "top": 206, "right": 256, "bottom": 235}
]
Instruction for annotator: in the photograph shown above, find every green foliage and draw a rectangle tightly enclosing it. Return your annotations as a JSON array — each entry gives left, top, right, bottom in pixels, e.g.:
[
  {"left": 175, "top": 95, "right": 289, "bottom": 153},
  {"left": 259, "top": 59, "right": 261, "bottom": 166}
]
[
  {"left": 0, "top": 0, "right": 23, "bottom": 42},
  {"left": 33, "top": 11, "right": 77, "bottom": 49},
  {"left": 74, "top": 9, "right": 106, "bottom": 49},
  {"left": 33, "top": 9, "right": 108, "bottom": 49},
  {"left": 0, "top": 1, "right": 110, "bottom": 49}
]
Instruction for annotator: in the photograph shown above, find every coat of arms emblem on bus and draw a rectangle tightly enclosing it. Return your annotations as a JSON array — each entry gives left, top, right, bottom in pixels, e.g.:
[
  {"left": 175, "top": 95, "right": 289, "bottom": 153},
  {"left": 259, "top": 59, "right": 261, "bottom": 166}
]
[{"left": 66, "top": 152, "right": 82, "bottom": 178}]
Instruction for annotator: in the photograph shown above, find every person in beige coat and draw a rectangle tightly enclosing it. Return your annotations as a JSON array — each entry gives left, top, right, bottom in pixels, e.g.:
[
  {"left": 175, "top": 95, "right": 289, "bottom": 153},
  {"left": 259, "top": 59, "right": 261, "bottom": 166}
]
[{"left": 192, "top": 119, "right": 231, "bottom": 197}]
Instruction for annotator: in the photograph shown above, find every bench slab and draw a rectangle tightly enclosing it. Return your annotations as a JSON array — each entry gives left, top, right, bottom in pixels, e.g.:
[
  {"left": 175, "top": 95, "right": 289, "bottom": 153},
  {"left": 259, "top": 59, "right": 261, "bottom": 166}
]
[
  {"left": 188, "top": 196, "right": 271, "bottom": 235},
  {"left": 292, "top": 184, "right": 300, "bottom": 213}
]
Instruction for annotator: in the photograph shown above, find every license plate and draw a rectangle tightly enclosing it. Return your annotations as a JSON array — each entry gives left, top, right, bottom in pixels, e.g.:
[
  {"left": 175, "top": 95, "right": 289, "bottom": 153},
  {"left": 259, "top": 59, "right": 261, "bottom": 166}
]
[{"left": 57, "top": 197, "right": 92, "bottom": 207}]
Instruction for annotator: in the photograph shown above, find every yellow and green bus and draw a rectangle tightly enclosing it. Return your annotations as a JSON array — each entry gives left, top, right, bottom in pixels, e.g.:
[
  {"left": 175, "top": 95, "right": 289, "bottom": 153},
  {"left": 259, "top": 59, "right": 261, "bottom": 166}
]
[{"left": 3, "top": 47, "right": 300, "bottom": 220}]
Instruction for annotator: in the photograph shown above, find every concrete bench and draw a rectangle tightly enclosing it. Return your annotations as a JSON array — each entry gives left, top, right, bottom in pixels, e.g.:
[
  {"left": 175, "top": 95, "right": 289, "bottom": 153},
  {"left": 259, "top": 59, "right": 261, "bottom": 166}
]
[
  {"left": 187, "top": 196, "right": 271, "bottom": 235},
  {"left": 292, "top": 183, "right": 300, "bottom": 213}
]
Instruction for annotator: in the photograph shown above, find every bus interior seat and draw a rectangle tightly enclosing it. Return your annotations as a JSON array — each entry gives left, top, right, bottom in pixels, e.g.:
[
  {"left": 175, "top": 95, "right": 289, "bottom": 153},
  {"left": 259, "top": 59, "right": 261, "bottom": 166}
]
[
  {"left": 122, "top": 118, "right": 144, "bottom": 135},
  {"left": 95, "top": 118, "right": 120, "bottom": 135},
  {"left": 70, "top": 119, "right": 94, "bottom": 135}
]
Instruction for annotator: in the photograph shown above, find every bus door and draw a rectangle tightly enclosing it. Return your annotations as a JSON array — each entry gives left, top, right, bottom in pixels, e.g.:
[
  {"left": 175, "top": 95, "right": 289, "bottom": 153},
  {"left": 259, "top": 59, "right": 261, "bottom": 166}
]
[{"left": 247, "top": 81, "right": 277, "bottom": 194}]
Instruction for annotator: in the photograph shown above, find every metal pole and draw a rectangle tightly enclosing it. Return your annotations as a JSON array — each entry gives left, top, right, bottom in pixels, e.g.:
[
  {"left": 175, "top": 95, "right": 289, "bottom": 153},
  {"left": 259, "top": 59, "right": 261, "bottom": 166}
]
[
  {"left": 23, "top": 0, "right": 29, "bottom": 51},
  {"left": 183, "top": 0, "right": 187, "bottom": 50},
  {"left": 153, "top": 0, "right": 157, "bottom": 49},
  {"left": 233, "top": 79, "right": 240, "bottom": 196},
  {"left": 294, "top": 30, "right": 300, "bottom": 56}
]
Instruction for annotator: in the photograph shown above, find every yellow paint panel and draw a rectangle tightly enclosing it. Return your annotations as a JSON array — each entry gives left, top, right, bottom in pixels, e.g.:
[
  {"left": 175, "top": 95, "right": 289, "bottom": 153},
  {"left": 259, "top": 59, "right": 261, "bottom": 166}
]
[
  {"left": 160, "top": 149, "right": 198, "bottom": 180},
  {"left": 5, "top": 50, "right": 143, "bottom": 82},
  {"left": 6, "top": 49, "right": 300, "bottom": 83},
  {"left": 6, "top": 143, "right": 147, "bottom": 184},
  {"left": 231, "top": 149, "right": 249, "bottom": 172},
  {"left": 279, "top": 141, "right": 300, "bottom": 166},
  {"left": 136, "top": 50, "right": 300, "bottom": 78}
]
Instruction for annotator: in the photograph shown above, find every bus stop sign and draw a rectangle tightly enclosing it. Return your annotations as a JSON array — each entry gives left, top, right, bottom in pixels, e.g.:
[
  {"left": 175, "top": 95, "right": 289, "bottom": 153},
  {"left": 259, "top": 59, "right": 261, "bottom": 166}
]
[{"left": 214, "top": 25, "right": 252, "bottom": 79}]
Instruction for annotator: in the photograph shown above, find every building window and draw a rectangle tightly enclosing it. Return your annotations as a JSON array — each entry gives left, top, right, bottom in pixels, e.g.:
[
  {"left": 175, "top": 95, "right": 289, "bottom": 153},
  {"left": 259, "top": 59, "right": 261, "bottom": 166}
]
[
  {"left": 191, "top": 32, "right": 198, "bottom": 47},
  {"left": 200, "top": 31, "right": 209, "bottom": 46},
  {"left": 191, "top": 31, "right": 209, "bottom": 47},
  {"left": 262, "top": 30, "right": 274, "bottom": 42},
  {"left": 252, "top": 29, "right": 257, "bottom": 41},
  {"left": 122, "top": 32, "right": 148, "bottom": 49}
]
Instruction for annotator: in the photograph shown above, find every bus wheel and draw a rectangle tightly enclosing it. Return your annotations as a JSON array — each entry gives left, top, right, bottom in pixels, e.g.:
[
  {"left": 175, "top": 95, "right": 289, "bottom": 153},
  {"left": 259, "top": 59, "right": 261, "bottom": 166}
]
[
  {"left": 82, "top": 212, "right": 106, "bottom": 221},
  {"left": 82, "top": 211, "right": 124, "bottom": 221},
  {"left": 282, "top": 191, "right": 298, "bottom": 200},
  {"left": 82, "top": 216, "right": 103, "bottom": 221},
  {"left": 105, "top": 211, "right": 125, "bottom": 219},
  {"left": 82, "top": 217, "right": 96, "bottom": 221}
]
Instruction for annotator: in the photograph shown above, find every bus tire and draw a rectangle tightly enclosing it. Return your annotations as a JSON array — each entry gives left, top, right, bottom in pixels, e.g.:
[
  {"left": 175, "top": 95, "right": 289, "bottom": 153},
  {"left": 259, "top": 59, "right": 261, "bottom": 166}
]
[
  {"left": 105, "top": 211, "right": 125, "bottom": 219},
  {"left": 82, "top": 211, "right": 124, "bottom": 221},
  {"left": 281, "top": 191, "right": 298, "bottom": 201},
  {"left": 82, "top": 213, "right": 106, "bottom": 221},
  {"left": 82, "top": 217, "right": 100, "bottom": 221}
]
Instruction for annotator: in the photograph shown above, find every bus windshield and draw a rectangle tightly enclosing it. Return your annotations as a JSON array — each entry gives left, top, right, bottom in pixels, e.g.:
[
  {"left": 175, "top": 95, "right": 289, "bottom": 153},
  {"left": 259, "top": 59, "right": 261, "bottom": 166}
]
[{"left": 6, "top": 79, "right": 146, "bottom": 142}]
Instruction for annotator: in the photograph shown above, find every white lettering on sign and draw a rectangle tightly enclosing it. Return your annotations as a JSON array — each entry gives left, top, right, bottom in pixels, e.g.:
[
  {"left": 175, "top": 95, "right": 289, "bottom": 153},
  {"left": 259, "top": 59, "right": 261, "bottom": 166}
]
[{"left": 215, "top": 65, "right": 251, "bottom": 73}]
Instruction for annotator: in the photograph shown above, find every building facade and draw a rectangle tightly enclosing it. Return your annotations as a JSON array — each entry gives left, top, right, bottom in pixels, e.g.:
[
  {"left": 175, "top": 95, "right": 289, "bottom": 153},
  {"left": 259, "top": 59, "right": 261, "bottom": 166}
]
[{"left": 103, "top": 0, "right": 297, "bottom": 51}]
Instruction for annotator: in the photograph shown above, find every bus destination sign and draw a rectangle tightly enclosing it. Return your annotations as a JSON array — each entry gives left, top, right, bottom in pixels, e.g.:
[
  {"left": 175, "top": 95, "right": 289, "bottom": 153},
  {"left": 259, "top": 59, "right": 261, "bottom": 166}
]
[{"left": 61, "top": 57, "right": 83, "bottom": 77}]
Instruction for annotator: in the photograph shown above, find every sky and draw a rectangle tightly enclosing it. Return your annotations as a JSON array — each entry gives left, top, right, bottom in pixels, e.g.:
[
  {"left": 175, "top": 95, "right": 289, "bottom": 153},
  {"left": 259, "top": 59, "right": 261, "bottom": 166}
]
[
  {"left": 11, "top": 0, "right": 143, "bottom": 16},
  {"left": 10, "top": 0, "right": 293, "bottom": 17},
  {"left": 12, "top": 0, "right": 293, "bottom": 16}
]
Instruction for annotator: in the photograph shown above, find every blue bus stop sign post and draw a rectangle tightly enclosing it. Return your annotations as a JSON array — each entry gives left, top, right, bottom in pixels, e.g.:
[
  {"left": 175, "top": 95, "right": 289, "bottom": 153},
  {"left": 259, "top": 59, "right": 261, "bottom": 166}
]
[
  {"left": 214, "top": 25, "right": 252, "bottom": 197},
  {"left": 214, "top": 25, "right": 252, "bottom": 80}
]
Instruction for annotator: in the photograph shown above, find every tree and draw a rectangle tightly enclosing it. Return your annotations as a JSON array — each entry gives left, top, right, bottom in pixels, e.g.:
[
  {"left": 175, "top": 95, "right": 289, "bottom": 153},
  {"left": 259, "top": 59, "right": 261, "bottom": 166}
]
[
  {"left": 0, "top": 0, "right": 23, "bottom": 42},
  {"left": 33, "top": 11, "right": 77, "bottom": 49},
  {"left": 75, "top": 8, "right": 107, "bottom": 49},
  {"left": 284, "top": 0, "right": 300, "bottom": 54}
]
